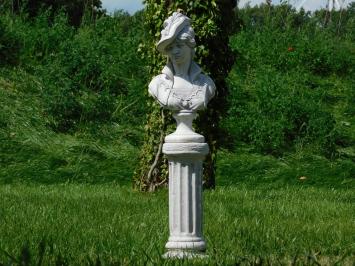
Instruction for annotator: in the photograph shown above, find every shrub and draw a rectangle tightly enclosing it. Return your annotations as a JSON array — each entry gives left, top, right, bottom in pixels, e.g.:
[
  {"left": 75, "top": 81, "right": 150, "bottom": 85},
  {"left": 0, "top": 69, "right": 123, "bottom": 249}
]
[
  {"left": 223, "top": 5, "right": 354, "bottom": 156},
  {"left": 225, "top": 67, "right": 336, "bottom": 156},
  {"left": 27, "top": 12, "right": 148, "bottom": 132},
  {"left": 233, "top": 4, "right": 354, "bottom": 77},
  {"left": 19, "top": 11, "right": 75, "bottom": 63}
]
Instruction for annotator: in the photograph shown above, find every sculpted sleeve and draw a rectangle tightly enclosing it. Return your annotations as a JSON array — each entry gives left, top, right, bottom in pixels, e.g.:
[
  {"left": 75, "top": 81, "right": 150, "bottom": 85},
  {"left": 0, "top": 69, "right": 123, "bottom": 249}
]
[
  {"left": 148, "top": 74, "right": 172, "bottom": 107},
  {"left": 203, "top": 75, "right": 216, "bottom": 108}
]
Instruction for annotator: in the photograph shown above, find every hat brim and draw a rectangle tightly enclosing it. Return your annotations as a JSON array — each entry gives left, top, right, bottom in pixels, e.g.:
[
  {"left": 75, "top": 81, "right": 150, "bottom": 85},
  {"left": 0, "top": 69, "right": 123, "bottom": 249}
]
[
  {"left": 157, "top": 38, "right": 174, "bottom": 54},
  {"left": 156, "top": 18, "right": 190, "bottom": 54}
]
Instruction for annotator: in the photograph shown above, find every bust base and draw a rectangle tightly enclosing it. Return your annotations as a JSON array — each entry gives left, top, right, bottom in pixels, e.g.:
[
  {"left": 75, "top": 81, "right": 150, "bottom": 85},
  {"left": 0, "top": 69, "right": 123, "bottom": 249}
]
[{"left": 165, "top": 110, "right": 205, "bottom": 143}]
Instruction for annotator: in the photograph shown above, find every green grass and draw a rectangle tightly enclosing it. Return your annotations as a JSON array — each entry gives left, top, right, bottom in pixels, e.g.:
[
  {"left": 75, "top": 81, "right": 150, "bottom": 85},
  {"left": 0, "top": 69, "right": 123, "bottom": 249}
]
[
  {"left": 0, "top": 69, "right": 141, "bottom": 186},
  {"left": 1, "top": 7, "right": 354, "bottom": 265},
  {"left": 217, "top": 148, "right": 355, "bottom": 189},
  {"left": 0, "top": 183, "right": 354, "bottom": 265},
  {"left": 1, "top": 68, "right": 354, "bottom": 264}
]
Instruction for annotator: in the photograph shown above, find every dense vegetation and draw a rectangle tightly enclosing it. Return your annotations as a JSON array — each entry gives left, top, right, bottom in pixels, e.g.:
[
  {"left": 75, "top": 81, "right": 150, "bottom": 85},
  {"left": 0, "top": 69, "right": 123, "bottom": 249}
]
[
  {"left": 1, "top": 0, "right": 103, "bottom": 26},
  {"left": 0, "top": 9, "right": 147, "bottom": 184},
  {"left": 0, "top": 2, "right": 354, "bottom": 264},
  {"left": 225, "top": 4, "right": 354, "bottom": 158},
  {"left": 1, "top": 3, "right": 353, "bottom": 186}
]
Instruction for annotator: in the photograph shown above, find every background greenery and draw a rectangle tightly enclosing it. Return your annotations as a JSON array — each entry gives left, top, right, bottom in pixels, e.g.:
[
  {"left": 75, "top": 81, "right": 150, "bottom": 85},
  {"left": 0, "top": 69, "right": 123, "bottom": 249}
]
[{"left": 0, "top": 2, "right": 354, "bottom": 264}]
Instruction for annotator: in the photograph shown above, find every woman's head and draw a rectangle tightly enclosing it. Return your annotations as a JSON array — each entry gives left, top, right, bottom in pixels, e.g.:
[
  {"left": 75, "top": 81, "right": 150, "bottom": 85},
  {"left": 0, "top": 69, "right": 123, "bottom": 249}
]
[
  {"left": 157, "top": 12, "right": 195, "bottom": 57},
  {"left": 164, "top": 25, "right": 195, "bottom": 66}
]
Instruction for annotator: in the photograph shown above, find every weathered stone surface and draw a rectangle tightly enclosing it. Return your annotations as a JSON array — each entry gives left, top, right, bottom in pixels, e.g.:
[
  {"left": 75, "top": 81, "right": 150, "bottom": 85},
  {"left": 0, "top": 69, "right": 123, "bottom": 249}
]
[
  {"left": 163, "top": 142, "right": 208, "bottom": 157},
  {"left": 148, "top": 11, "right": 215, "bottom": 259},
  {"left": 148, "top": 12, "right": 215, "bottom": 112}
]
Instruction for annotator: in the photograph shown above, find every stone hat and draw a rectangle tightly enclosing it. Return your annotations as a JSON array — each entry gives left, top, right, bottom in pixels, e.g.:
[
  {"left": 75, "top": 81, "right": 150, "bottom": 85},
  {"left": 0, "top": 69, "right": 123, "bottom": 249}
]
[{"left": 157, "top": 12, "right": 191, "bottom": 54}]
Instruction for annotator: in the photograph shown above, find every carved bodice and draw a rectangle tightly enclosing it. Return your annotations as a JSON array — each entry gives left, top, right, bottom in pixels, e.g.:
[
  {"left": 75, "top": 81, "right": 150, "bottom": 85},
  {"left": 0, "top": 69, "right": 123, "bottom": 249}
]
[{"left": 148, "top": 62, "right": 215, "bottom": 111}]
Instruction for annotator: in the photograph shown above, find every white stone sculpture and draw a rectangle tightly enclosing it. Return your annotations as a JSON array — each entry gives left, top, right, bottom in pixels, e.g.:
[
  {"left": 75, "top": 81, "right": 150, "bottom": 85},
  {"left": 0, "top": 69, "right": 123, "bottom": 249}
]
[
  {"left": 149, "top": 13, "right": 215, "bottom": 112},
  {"left": 148, "top": 12, "right": 215, "bottom": 258}
]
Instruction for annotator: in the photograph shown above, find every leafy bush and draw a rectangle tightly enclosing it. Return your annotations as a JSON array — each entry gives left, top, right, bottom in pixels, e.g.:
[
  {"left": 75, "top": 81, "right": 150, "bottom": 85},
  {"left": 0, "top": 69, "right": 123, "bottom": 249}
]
[
  {"left": 234, "top": 3, "right": 354, "bottom": 76},
  {"left": 225, "top": 67, "right": 336, "bottom": 155},
  {"left": 1, "top": 0, "right": 103, "bottom": 27},
  {"left": 224, "top": 4, "right": 354, "bottom": 156},
  {"left": 19, "top": 11, "right": 75, "bottom": 62},
  {"left": 11, "top": 11, "right": 148, "bottom": 132},
  {"left": 231, "top": 23, "right": 354, "bottom": 77}
]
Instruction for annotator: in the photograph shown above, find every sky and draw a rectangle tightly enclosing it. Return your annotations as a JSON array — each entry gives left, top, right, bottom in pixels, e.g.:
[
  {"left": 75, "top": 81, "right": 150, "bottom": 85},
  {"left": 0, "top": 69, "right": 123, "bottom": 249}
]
[
  {"left": 101, "top": 0, "right": 354, "bottom": 14},
  {"left": 101, "top": 0, "right": 144, "bottom": 14}
]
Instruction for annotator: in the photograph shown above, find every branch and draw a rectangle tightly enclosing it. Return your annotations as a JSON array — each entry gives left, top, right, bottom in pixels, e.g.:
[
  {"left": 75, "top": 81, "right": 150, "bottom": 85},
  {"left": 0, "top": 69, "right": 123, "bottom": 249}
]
[{"left": 147, "top": 108, "right": 165, "bottom": 189}]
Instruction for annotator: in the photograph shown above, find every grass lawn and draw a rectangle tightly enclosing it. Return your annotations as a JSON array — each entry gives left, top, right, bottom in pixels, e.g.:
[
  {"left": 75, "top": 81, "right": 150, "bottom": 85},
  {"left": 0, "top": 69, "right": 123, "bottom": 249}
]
[
  {"left": 1, "top": 5, "right": 354, "bottom": 265},
  {"left": 0, "top": 182, "right": 354, "bottom": 265}
]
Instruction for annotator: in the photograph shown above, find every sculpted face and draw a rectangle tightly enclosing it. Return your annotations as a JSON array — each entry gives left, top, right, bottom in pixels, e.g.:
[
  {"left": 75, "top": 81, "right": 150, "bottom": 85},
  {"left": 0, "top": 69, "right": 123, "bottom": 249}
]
[{"left": 165, "top": 39, "right": 191, "bottom": 67}]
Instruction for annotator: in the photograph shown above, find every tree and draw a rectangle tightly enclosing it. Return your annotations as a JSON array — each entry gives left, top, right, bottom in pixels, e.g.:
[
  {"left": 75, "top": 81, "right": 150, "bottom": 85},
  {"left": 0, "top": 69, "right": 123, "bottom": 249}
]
[
  {"left": 133, "top": 0, "right": 238, "bottom": 191},
  {"left": 0, "top": 0, "right": 102, "bottom": 26}
]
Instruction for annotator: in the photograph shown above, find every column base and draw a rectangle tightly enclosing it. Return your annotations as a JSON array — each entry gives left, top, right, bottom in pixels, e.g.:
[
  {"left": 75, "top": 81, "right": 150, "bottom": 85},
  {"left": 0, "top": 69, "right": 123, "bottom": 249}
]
[
  {"left": 165, "top": 236, "right": 206, "bottom": 251},
  {"left": 163, "top": 250, "right": 208, "bottom": 259}
]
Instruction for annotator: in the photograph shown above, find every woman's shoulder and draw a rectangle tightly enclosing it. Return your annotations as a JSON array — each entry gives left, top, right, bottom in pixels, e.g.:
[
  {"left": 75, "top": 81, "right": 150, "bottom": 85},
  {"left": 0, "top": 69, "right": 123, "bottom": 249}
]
[
  {"left": 148, "top": 74, "right": 173, "bottom": 106},
  {"left": 149, "top": 74, "right": 172, "bottom": 89},
  {"left": 199, "top": 73, "right": 216, "bottom": 98},
  {"left": 196, "top": 73, "right": 216, "bottom": 93}
]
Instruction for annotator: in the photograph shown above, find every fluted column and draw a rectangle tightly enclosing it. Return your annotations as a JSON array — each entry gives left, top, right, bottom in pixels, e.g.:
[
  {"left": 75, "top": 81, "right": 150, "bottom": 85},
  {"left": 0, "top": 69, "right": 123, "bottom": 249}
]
[{"left": 163, "top": 142, "right": 208, "bottom": 258}]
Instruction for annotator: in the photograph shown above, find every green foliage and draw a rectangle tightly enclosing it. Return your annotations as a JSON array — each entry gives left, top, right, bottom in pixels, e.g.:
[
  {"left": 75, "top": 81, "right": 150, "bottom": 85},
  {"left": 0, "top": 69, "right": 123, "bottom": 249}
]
[
  {"left": 9, "top": 10, "right": 147, "bottom": 132},
  {"left": 0, "top": 68, "right": 138, "bottom": 185},
  {"left": 226, "top": 68, "right": 337, "bottom": 155},
  {"left": 42, "top": 19, "right": 144, "bottom": 130},
  {"left": 313, "top": 3, "right": 355, "bottom": 38},
  {"left": 0, "top": 11, "right": 146, "bottom": 185},
  {"left": 223, "top": 4, "right": 355, "bottom": 157},
  {"left": 234, "top": 4, "right": 354, "bottom": 77},
  {"left": 17, "top": 11, "right": 74, "bottom": 63},
  {"left": 1, "top": 0, "right": 103, "bottom": 26},
  {"left": 0, "top": 3, "right": 354, "bottom": 189}
]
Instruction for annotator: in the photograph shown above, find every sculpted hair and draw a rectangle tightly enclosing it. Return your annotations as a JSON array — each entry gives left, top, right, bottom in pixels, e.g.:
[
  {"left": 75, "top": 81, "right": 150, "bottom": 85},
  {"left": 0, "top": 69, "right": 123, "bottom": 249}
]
[{"left": 177, "top": 25, "right": 196, "bottom": 48}]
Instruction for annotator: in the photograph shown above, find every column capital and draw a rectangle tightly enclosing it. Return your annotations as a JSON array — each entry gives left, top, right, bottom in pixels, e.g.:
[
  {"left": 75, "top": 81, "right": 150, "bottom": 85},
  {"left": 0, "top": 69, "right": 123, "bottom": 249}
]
[{"left": 163, "top": 143, "right": 209, "bottom": 158}]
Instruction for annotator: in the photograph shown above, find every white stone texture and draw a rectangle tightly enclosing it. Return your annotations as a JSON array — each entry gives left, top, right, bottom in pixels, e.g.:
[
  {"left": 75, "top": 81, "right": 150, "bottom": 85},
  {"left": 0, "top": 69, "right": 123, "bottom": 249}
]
[
  {"left": 163, "top": 143, "right": 208, "bottom": 254},
  {"left": 148, "top": 62, "right": 215, "bottom": 111},
  {"left": 165, "top": 111, "right": 205, "bottom": 143},
  {"left": 148, "top": 11, "right": 216, "bottom": 259},
  {"left": 162, "top": 112, "right": 209, "bottom": 258}
]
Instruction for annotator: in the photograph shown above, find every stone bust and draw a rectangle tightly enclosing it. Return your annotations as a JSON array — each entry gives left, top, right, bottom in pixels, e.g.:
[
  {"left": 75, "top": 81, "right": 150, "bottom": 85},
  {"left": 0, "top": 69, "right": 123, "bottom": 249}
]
[{"left": 148, "top": 12, "right": 215, "bottom": 111}]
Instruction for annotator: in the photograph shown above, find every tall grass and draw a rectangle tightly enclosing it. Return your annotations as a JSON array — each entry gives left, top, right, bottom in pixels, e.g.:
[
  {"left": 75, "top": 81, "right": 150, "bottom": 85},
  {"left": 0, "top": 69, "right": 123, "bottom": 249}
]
[
  {"left": 0, "top": 184, "right": 354, "bottom": 264},
  {"left": 0, "top": 10, "right": 147, "bottom": 185},
  {"left": 0, "top": 67, "right": 139, "bottom": 185}
]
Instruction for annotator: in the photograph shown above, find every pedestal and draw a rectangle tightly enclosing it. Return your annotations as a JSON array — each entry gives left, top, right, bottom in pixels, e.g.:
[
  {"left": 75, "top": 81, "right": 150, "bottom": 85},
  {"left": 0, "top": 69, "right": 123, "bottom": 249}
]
[{"left": 162, "top": 111, "right": 209, "bottom": 258}]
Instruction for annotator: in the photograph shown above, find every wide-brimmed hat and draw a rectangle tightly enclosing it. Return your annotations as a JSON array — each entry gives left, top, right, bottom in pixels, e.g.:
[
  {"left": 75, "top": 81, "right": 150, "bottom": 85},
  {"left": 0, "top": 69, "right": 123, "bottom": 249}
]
[{"left": 157, "top": 12, "right": 191, "bottom": 54}]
